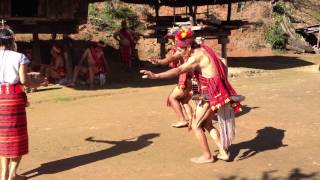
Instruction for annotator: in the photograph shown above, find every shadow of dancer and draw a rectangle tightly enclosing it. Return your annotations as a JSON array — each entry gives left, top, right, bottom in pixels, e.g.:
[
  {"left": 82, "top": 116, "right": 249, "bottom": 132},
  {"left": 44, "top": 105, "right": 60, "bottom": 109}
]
[
  {"left": 235, "top": 105, "right": 259, "bottom": 118},
  {"left": 229, "top": 127, "right": 287, "bottom": 161},
  {"left": 288, "top": 168, "right": 318, "bottom": 180},
  {"left": 23, "top": 133, "right": 160, "bottom": 179},
  {"left": 220, "top": 168, "right": 318, "bottom": 180}
]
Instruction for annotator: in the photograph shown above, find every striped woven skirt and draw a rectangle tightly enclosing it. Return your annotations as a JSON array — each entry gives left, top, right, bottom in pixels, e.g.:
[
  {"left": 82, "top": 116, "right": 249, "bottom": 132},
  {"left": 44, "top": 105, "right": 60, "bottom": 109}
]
[{"left": 0, "top": 84, "right": 28, "bottom": 157}]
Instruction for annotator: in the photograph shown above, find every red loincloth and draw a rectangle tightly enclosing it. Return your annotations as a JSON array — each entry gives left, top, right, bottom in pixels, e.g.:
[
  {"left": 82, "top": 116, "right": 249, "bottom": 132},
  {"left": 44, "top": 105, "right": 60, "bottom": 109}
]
[
  {"left": 90, "top": 48, "right": 106, "bottom": 74},
  {"left": 194, "top": 45, "right": 242, "bottom": 113}
]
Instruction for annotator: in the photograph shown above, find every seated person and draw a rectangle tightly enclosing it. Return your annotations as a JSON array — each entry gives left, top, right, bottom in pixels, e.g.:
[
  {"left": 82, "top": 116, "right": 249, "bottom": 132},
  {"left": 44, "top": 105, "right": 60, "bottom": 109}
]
[
  {"left": 68, "top": 41, "right": 109, "bottom": 88},
  {"left": 42, "top": 44, "right": 66, "bottom": 84},
  {"left": 24, "top": 48, "right": 47, "bottom": 92}
]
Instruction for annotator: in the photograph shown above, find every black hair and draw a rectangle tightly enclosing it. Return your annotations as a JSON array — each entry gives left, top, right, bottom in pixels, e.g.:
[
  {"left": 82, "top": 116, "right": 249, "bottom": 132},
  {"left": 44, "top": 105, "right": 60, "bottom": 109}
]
[
  {"left": 191, "top": 41, "right": 201, "bottom": 49},
  {"left": 0, "top": 28, "right": 14, "bottom": 49}
]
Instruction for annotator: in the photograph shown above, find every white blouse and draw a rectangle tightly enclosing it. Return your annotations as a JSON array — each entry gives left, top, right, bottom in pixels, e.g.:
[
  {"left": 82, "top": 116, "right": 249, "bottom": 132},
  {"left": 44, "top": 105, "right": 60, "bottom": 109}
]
[{"left": 0, "top": 50, "right": 30, "bottom": 84}]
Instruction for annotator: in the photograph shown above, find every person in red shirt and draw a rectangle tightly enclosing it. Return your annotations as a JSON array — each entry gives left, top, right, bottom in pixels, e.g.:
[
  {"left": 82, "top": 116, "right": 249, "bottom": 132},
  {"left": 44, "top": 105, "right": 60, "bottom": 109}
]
[{"left": 113, "top": 20, "right": 136, "bottom": 72}]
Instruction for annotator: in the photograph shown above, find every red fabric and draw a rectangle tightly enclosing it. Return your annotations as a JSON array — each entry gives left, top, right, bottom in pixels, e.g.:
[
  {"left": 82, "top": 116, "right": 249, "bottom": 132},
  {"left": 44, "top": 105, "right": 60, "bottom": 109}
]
[
  {"left": 52, "top": 67, "right": 66, "bottom": 77},
  {"left": 90, "top": 48, "right": 105, "bottom": 74},
  {"left": 119, "top": 28, "right": 135, "bottom": 65},
  {"left": 0, "top": 84, "right": 28, "bottom": 157},
  {"left": 120, "top": 28, "right": 135, "bottom": 46},
  {"left": 51, "top": 57, "right": 66, "bottom": 77},
  {"left": 195, "top": 45, "right": 241, "bottom": 113},
  {"left": 0, "top": 84, "right": 25, "bottom": 94},
  {"left": 120, "top": 46, "right": 132, "bottom": 65},
  {"left": 168, "top": 48, "right": 179, "bottom": 68}
]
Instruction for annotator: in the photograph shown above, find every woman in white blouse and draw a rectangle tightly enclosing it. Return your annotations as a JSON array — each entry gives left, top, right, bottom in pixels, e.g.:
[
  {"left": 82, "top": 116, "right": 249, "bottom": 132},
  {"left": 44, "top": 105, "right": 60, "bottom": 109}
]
[{"left": 0, "top": 27, "right": 42, "bottom": 180}]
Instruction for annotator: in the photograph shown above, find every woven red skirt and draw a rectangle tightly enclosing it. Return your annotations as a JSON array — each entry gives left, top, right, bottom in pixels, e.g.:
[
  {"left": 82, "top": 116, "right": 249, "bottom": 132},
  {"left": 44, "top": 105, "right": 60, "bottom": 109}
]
[{"left": 0, "top": 84, "right": 28, "bottom": 157}]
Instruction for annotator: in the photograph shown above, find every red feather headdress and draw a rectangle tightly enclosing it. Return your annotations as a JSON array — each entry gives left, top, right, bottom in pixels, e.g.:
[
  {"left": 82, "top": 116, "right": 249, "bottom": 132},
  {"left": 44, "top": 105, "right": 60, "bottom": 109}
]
[{"left": 175, "top": 28, "right": 194, "bottom": 47}]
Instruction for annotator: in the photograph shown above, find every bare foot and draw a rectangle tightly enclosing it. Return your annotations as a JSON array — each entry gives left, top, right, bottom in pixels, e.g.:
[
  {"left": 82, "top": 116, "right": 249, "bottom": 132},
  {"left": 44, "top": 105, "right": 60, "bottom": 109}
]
[
  {"left": 8, "top": 174, "right": 26, "bottom": 180},
  {"left": 190, "top": 156, "right": 214, "bottom": 164},
  {"left": 217, "top": 152, "right": 230, "bottom": 161},
  {"left": 171, "top": 121, "right": 188, "bottom": 128}
]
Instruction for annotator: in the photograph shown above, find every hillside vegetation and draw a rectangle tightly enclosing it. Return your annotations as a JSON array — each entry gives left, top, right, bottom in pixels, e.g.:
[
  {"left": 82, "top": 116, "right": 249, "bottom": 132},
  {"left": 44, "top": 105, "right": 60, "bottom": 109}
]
[{"left": 69, "top": 0, "right": 320, "bottom": 56}]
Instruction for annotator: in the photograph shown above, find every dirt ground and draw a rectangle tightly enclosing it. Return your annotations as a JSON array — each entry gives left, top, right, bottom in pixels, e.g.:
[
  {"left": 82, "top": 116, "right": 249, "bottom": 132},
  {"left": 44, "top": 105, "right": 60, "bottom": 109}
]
[{"left": 18, "top": 52, "right": 320, "bottom": 180}]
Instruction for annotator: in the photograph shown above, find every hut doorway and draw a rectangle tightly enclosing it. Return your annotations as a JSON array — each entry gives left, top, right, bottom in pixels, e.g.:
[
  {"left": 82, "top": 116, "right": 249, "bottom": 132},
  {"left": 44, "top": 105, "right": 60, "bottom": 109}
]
[{"left": 11, "top": 0, "right": 38, "bottom": 17}]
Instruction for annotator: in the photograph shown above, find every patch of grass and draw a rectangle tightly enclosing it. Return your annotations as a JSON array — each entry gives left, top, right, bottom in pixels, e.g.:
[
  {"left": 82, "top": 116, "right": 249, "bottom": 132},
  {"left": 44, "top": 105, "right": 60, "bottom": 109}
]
[
  {"left": 54, "top": 96, "right": 74, "bottom": 102},
  {"left": 312, "top": 12, "right": 320, "bottom": 22},
  {"left": 249, "top": 40, "right": 265, "bottom": 50},
  {"left": 255, "top": 19, "right": 264, "bottom": 27}
]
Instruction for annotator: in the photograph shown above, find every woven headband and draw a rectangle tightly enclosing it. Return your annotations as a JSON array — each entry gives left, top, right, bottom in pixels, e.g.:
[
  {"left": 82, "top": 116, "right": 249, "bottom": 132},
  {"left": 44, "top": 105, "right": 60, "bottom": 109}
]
[{"left": 175, "top": 39, "right": 193, "bottom": 47}]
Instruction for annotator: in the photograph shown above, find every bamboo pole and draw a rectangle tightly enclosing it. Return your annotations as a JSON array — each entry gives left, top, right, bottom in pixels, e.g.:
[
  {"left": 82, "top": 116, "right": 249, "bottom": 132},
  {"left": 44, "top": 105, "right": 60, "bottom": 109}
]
[{"left": 317, "top": 25, "right": 320, "bottom": 49}]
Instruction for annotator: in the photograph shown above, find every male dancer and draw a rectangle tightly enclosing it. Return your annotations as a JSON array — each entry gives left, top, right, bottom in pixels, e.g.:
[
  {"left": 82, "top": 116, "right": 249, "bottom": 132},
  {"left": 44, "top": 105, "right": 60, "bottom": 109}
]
[
  {"left": 148, "top": 35, "right": 193, "bottom": 128},
  {"left": 141, "top": 28, "right": 242, "bottom": 163}
]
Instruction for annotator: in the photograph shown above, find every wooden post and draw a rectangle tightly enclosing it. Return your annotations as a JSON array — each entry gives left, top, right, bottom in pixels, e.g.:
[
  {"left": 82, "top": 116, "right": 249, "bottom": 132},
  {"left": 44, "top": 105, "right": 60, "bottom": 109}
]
[
  {"left": 317, "top": 25, "right": 320, "bottom": 52},
  {"left": 173, "top": 7, "right": 176, "bottom": 26},
  {"left": 193, "top": 6, "right": 197, "bottom": 25},
  {"left": 227, "top": 0, "right": 232, "bottom": 21},
  {"left": 160, "top": 42, "right": 166, "bottom": 59},
  {"left": 218, "top": 36, "right": 230, "bottom": 75},
  {"left": 155, "top": 5, "right": 160, "bottom": 25},
  {"left": 32, "top": 33, "right": 42, "bottom": 65},
  {"left": 188, "top": 5, "right": 194, "bottom": 18},
  {"left": 157, "top": 37, "right": 166, "bottom": 59}
]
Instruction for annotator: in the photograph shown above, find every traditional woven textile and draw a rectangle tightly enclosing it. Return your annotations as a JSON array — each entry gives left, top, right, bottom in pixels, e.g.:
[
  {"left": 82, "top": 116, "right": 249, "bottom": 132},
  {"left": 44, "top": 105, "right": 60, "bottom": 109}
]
[{"left": 0, "top": 84, "right": 28, "bottom": 157}]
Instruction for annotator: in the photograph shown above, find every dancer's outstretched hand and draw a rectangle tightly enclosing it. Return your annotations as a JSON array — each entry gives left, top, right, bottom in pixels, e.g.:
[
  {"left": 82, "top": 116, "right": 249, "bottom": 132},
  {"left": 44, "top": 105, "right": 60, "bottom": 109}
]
[
  {"left": 140, "top": 70, "right": 157, "bottom": 79},
  {"left": 146, "top": 58, "right": 160, "bottom": 65}
]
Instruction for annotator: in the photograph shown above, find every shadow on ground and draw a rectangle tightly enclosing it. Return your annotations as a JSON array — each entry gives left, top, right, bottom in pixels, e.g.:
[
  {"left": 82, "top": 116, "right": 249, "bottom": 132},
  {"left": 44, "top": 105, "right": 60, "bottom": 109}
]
[
  {"left": 228, "top": 56, "right": 314, "bottom": 70},
  {"left": 235, "top": 105, "right": 259, "bottom": 118},
  {"left": 220, "top": 168, "right": 319, "bottom": 180},
  {"left": 18, "top": 39, "right": 177, "bottom": 91},
  {"left": 229, "top": 127, "right": 287, "bottom": 161},
  {"left": 22, "top": 133, "right": 160, "bottom": 179},
  {"left": 18, "top": 40, "right": 315, "bottom": 91}
]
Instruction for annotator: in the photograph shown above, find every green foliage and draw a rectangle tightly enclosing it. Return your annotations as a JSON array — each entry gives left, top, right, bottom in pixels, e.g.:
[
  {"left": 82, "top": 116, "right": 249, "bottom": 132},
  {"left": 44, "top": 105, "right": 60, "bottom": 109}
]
[
  {"left": 88, "top": 2, "right": 144, "bottom": 33},
  {"left": 89, "top": 4, "right": 114, "bottom": 31},
  {"left": 312, "top": 12, "right": 320, "bottom": 22},
  {"left": 255, "top": 19, "right": 264, "bottom": 28},
  {"left": 273, "top": 1, "right": 285, "bottom": 15},
  {"left": 265, "top": 2, "right": 289, "bottom": 50},
  {"left": 264, "top": 18, "right": 287, "bottom": 50}
]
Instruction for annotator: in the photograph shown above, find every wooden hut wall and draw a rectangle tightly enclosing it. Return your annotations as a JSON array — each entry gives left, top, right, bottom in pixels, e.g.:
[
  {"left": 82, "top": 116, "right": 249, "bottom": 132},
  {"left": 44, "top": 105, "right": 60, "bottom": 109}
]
[
  {"left": 120, "top": 0, "right": 247, "bottom": 7},
  {"left": 0, "top": 0, "right": 11, "bottom": 17},
  {"left": 47, "top": 0, "right": 82, "bottom": 20},
  {"left": 0, "top": 0, "right": 88, "bottom": 21}
]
